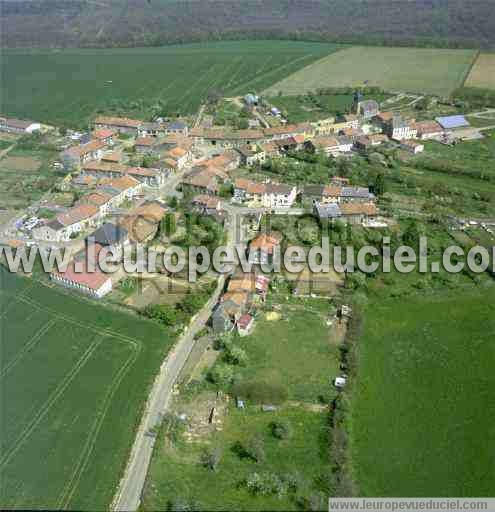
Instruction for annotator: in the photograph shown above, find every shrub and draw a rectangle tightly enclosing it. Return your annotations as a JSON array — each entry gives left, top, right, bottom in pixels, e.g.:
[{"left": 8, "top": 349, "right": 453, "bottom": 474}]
[
  {"left": 208, "top": 363, "right": 235, "bottom": 388},
  {"left": 270, "top": 420, "right": 291, "bottom": 440},
  {"left": 245, "top": 435, "right": 265, "bottom": 463},
  {"left": 200, "top": 446, "right": 222, "bottom": 472},
  {"left": 231, "top": 380, "right": 288, "bottom": 405}
]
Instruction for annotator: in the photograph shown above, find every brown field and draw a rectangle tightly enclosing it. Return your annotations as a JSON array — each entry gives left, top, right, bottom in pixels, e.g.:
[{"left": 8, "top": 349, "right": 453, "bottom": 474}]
[
  {"left": 1, "top": 155, "right": 41, "bottom": 172},
  {"left": 465, "top": 53, "right": 495, "bottom": 89}
]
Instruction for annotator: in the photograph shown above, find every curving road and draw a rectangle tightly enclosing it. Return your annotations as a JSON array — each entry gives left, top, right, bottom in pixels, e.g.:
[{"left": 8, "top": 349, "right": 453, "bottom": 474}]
[{"left": 111, "top": 210, "right": 239, "bottom": 511}]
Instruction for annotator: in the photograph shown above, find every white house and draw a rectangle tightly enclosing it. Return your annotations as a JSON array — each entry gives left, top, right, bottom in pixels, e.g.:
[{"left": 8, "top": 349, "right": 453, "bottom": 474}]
[
  {"left": 61, "top": 140, "right": 106, "bottom": 170},
  {"left": 262, "top": 183, "right": 297, "bottom": 209}
]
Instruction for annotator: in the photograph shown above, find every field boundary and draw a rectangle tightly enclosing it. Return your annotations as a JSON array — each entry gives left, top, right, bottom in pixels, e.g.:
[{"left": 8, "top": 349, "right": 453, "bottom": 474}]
[{"left": 460, "top": 49, "right": 482, "bottom": 88}]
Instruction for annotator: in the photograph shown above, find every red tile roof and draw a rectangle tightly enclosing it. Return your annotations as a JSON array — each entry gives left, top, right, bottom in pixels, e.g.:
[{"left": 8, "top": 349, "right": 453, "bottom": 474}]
[
  {"left": 52, "top": 260, "right": 110, "bottom": 291},
  {"left": 56, "top": 204, "right": 99, "bottom": 227},
  {"left": 64, "top": 140, "right": 105, "bottom": 158},
  {"left": 250, "top": 233, "right": 282, "bottom": 253},
  {"left": 93, "top": 128, "right": 116, "bottom": 140}
]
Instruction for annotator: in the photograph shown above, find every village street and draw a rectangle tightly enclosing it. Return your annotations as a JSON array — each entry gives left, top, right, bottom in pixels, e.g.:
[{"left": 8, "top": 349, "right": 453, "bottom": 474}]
[{"left": 112, "top": 207, "right": 241, "bottom": 512}]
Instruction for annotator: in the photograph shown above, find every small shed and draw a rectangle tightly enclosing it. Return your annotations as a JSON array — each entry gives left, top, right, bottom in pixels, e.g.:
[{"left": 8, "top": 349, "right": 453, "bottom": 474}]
[{"left": 261, "top": 404, "right": 278, "bottom": 412}]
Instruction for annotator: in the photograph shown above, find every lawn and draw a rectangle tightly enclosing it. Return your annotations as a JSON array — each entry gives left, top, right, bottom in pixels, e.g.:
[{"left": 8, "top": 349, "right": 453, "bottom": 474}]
[
  {"left": 264, "top": 46, "right": 476, "bottom": 97},
  {"left": 143, "top": 298, "right": 340, "bottom": 510},
  {"left": 1, "top": 42, "right": 341, "bottom": 128},
  {"left": 0, "top": 267, "right": 173, "bottom": 510},
  {"left": 350, "top": 287, "right": 495, "bottom": 496},
  {"left": 465, "top": 53, "right": 495, "bottom": 89}
]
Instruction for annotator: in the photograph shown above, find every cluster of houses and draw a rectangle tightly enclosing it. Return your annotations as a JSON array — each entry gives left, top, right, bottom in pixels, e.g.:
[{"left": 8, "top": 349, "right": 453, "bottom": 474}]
[
  {"left": 33, "top": 174, "right": 145, "bottom": 242},
  {"left": 212, "top": 268, "right": 271, "bottom": 335},
  {"left": 48, "top": 199, "right": 167, "bottom": 298},
  {"left": 305, "top": 183, "right": 378, "bottom": 225}
]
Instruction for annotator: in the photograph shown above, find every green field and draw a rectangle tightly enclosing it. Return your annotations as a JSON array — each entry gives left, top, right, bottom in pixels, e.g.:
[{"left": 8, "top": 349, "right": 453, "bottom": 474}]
[
  {"left": 0, "top": 267, "right": 173, "bottom": 509},
  {"left": 1, "top": 42, "right": 341, "bottom": 128},
  {"left": 350, "top": 287, "right": 495, "bottom": 496},
  {"left": 269, "top": 91, "right": 391, "bottom": 123},
  {"left": 143, "top": 298, "right": 340, "bottom": 510},
  {"left": 264, "top": 46, "right": 476, "bottom": 97}
]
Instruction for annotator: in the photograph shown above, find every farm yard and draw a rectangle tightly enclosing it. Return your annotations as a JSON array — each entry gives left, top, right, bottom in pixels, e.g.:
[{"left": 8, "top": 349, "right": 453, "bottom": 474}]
[
  {"left": 1, "top": 41, "right": 341, "bottom": 128},
  {"left": 0, "top": 268, "right": 172, "bottom": 510},
  {"left": 350, "top": 287, "right": 495, "bottom": 496},
  {"left": 263, "top": 46, "right": 477, "bottom": 97},
  {"left": 465, "top": 53, "right": 495, "bottom": 89}
]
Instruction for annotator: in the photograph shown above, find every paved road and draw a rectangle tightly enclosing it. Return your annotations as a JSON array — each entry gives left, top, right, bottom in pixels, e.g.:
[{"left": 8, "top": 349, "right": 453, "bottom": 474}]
[{"left": 111, "top": 210, "right": 239, "bottom": 512}]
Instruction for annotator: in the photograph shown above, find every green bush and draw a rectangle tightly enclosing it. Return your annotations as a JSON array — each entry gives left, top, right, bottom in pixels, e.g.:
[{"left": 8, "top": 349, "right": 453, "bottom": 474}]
[{"left": 231, "top": 380, "right": 288, "bottom": 404}]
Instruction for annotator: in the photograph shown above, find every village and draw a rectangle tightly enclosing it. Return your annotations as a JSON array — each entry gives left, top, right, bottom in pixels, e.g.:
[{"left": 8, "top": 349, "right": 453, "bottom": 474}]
[
  {"left": 2, "top": 74, "right": 495, "bottom": 512},
  {"left": 0, "top": 89, "right": 489, "bottom": 336}
]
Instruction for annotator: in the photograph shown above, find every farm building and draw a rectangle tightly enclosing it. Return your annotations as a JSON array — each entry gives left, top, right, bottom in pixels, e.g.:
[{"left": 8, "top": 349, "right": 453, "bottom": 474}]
[
  {"left": 0, "top": 117, "right": 41, "bottom": 134},
  {"left": 51, "top": 260, "right": 112, "bottom": 298},
  {"left": 414, "top": 120, "right": 444, "bottom": 140},
  {"left": 314, "top": 201, "right": 378, "bottom": 225},
  {"left": 435, "top": 115, "right": 470, "bottom": 130},
  {"left": 94, "top": 116, "right": 142, "bottom": 135}
]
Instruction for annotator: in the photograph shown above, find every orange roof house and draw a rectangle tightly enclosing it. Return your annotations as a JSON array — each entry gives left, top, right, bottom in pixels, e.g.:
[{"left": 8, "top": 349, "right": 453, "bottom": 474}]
[{"left": 250, "top": 232, "right": 282, "bottom": 254}]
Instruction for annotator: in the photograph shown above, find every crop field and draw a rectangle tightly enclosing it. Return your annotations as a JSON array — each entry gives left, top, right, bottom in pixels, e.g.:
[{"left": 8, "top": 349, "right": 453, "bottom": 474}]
[
  {"left": 350, "top": 288, "right": 495, "bottom": 496},
  {"left": 465, "top": 53, "right": 495, "bottom": 89},
  {"left": 264, "top": 46, "right": 476, "bottom": 97},
  {"left": 1, "top": 41, "right": 341, "bottom": 128},
  {"left": 0, "top": 268, "right": 172, "bottom": 509}
]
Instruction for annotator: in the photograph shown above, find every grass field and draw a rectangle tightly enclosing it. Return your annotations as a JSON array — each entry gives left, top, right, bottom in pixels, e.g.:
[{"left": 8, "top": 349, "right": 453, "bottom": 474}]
[
  {"left": 0, "top": 267, "right": 173, "bottom": 509},
  {"left": 350, "top": 287, "right": 495, "bottom": 496},
  {"left": 1, "top": 42, "right": 341, "bottom": 128},
  {"left": 268, "top": 91, "right": 391, "bottom": 123},
  {"left": 264, "top": 46, "right": 476, "bottom": 97},
  {"left": 143, "top": 298, "right": 340, "bottom": 510},
  {"left": 465, "top": 53, "right": 495, "bottom": 89}
]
